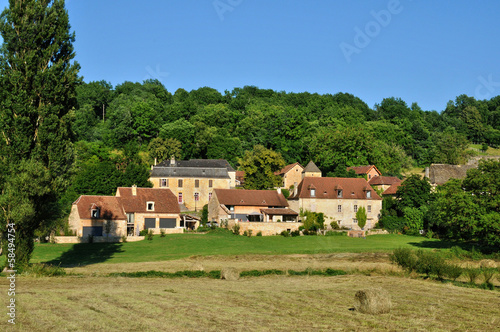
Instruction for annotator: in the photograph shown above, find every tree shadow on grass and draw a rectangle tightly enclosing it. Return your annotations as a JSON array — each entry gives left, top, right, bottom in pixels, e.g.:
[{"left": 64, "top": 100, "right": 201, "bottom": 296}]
[
  {"left": 409, "top": 240, "right": 497, "bottom": 254},
  {"left": 45, "top": 242, "right": 124, "bottom": 267}
]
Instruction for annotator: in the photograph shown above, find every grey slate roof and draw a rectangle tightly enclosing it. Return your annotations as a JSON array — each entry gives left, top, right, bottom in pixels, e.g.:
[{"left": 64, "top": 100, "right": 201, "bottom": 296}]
[
  {"left": 156, "top": 159, "right": 235, "bottom": 172},
  {"left": 151, "top": 166, "right": 231, "bottom": 179},
  {"left": 302, "top": 160, "right": 321, "bottom": 173}
]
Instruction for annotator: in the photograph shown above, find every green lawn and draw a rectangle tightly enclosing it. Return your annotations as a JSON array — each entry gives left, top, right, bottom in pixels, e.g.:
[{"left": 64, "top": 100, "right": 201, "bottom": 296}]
[{"left": 30, "top": 230, "right": 446, "bottom": 267}]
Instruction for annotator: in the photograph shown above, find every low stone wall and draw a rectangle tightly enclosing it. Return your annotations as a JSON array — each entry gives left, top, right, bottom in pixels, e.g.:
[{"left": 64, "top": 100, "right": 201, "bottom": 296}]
[
  {"left": 148, "top": 228, "right": 183, "bottom": 235},
  {"left": 53, "top": 236, "right": 145, "bottom": 243},
  {"left": 347, "top": 230, "right": 365, "bottom": 238},
  {"left": 366, "top": 229, "right": 389, "bottom": 235},
  {"left": 227, "top": 219, "right": 303, "bottom": 236}
]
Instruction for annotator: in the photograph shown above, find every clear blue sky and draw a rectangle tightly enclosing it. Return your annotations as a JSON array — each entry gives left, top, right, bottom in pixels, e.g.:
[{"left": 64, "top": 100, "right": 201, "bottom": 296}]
[{"left": 1, "top": 0, "right": 500, "bottom": 112}]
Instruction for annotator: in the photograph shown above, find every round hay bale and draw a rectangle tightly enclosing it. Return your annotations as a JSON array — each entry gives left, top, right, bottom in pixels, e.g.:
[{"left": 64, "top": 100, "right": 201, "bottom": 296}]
[
  {"left": 192, "top": 263, "right": 205, "bottom": 271},
  {"left": 480, "top": 259, "right": 497, "bottom": 269},
  {"left": 354, "top": 288, "right": 391, "bottom": 314},
  {"left": 221, "top": 267, "right": 239, "bottom": 281}
]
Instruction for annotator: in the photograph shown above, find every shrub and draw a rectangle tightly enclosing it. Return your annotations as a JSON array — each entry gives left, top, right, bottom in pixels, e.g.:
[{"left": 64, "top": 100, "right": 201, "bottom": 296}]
[
  {"left": 243, "top": 230, "right": 248, "bottom": 237},
  {"left": 139, "top": 229, "right": 148, "bottom": 236},
  {"left": 23, "top": 263, "right": 66, "bottom": 277},
  {"left": 444, "top": 264, "right": 463, "bottom": 281},
  {"left": 231, "top": 224, "right": 240, "bottom": 235},
  {"left": 330, "top": 221, "right": 340, "bottom": 230},
  {"left": 121, "top": 235, "right": 127, "bottom": 243},
  {"left": 290, "top": 230, "right": 300, "bottom": 237},
  {"left": 160, "top": 229, "right": 166, "bottom": 237},
  {"left": 481, "top": 268, "right": 496, "bottom": 284},
  {"left": 146, "top": 229, "right": 154, "bottom": 241},
  {"left": 415, "top": 250, "right": 447, "bottom": 279},
  {"left": 87, "top": 234, "right": 94, "bottom": 243},
  {"left": 197, "top": 226, "right": 210, "bottom": 232},
  {"left": 280, "top": 230, "right": 289, "bottom": 237},
  {"left": 465, "top": 267, "right": 480, "bottom": 284},
  {"left": 325, "top": 230, "right": 347, "bottom": 236},
  {"left": 390, "top": 248, "right": 418, "bottom": 273},
  {"left": 276, "top": 219, "right": 281, "bottom": 223},
  {"left": 256, "top": 231, "right": 262, "bottom": 236},
  {"left": 247, "top": 229, "right": 253, "bottom": 237}
]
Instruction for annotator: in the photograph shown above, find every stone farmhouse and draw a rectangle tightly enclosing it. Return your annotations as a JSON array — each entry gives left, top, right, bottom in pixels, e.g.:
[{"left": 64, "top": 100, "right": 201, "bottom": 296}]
[
  {"left": 275, "top": 162, "right": 304, "bottom": 189},
  {"left": 368, "top": 176, "right": 402, "bottom": 192},
  {"left": 69, "top": 186, "right": 181, "bottom": 239},
  {"left": 287, "top": 177, "right": 382, "bottom": 230},
  {"left": 149, "top": 157, "right": 236, "bottom": 211},
  {"left": 347, "top": 165, "right": 382, "bottom": 180}
]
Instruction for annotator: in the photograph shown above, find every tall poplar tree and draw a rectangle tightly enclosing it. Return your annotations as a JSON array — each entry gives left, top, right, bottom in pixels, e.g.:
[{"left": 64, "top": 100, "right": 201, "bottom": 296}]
[{"left": 0, "top": 0, "right": 80, "bottom": 270}]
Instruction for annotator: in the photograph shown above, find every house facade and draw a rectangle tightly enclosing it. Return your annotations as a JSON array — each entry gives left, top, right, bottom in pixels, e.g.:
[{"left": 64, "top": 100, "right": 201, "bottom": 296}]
[
  {"left": 347, "top": 165, "right": 382, "bottom": 180},
  {"left": 68, "top": 186, "right": 182, "bottom": 239},
  {"left": 149, "top": 157, "right": 236, "bottom": 211},
  {"left": 287, "top": 177, "right": 382, "bottom": 230},
  {"left": 208, "top": 188, "right": 294, "bottom": 222},
  {"left": 275, "top": 162, "right": 304, "bottom": 189}
]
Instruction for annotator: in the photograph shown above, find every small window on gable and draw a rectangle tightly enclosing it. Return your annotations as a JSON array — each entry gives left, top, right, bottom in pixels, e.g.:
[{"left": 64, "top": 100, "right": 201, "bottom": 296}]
[
  {"left": 366, "top": 190, "right": 371, "bottom": 198},
  {"left": 147, "top": 202, "right": 155, "bottom": 211},
  {"left": 91, "top": 208, "right": 100, "bottom": 219},
  {"left": 337, "top": 190, "right": 343, "bottom": 198}
]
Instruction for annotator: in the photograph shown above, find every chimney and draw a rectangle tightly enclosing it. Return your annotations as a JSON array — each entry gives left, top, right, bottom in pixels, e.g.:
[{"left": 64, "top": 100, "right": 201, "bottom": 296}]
[
  {"left": 132, "top": 184, "right": 137, "bottom": 196},
  {"left": 170, "top": 155, "right": 176, "bottom": 166},
  {"left": 424, "top": 167, "right": 430, "bottom": 179},
  {"left": 277, "top": 187, "right": 282, "bottom": 195},
  {"left": 293, "top": 182, "right": 298, "bottom": 196},
  {"left": 154, "top": 157, "right": 157, "bottom": 166}
]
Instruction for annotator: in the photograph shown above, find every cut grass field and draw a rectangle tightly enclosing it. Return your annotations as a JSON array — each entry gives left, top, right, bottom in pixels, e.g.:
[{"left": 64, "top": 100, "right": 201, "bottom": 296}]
[
  {"left": 30, "top": 231, "right": 445, "bottom": 267},
  {"left": 2, "top": 274, "right": 499, "bottom": 331}
]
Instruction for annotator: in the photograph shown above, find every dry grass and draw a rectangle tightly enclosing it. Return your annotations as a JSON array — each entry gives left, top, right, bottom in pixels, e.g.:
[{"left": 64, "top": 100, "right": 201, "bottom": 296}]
[{"left": 2, "top": 274, "right": 499, "bottom": 331}]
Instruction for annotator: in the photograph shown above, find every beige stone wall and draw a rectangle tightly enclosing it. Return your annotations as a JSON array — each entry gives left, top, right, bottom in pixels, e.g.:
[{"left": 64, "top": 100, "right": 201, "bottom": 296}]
[
  {"left": 68, "top": 205, "right": 80, "bottom": 234},
  {"left": 303, "top": 171, "right": 321, "bottom": 179},
  {"left": 76, "top": 218, "right": 127, "bottom": 237},
  {"left": 227, "top": 220, "right": 303, "bottom": 236},
  {"left": 54, "top": 236, "right": 146, "bottom": 243},
  {"left": 150, "top": 176, "right": 231, "bottom": 210},
  {"left": 134, "top": 212, "right": 181, "bottom": 232},
  {"left": 292, "top": 198, "right": 382, "bottom": 230},
  {"left": 282, "top": 164, "right": 304, "bottom": 189},
  {"left": 366, "top": 169, "right": 380, "bottom": 180},
  {"left": 208, "top": 193, "right": 230, "bottom": 222}
]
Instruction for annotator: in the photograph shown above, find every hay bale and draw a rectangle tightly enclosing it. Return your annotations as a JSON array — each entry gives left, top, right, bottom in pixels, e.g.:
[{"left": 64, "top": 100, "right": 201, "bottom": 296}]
[
  {"left": 480, "top": 259, "right": 497, "bottom": 269},
  {"left": 221, "top": 267, "right": 239, "bottom": 281},
  {"left": 191, "top": 263, "right": 205, "bottom": 271},
  {"left": 354, "top": 288, "right": 391, "bottom": 314}
]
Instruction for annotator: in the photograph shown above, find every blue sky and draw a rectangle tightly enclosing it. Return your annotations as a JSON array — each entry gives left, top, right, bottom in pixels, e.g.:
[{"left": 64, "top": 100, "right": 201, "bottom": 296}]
[{"left": 1, "top": 0, "right": 500, "bottom": 111}]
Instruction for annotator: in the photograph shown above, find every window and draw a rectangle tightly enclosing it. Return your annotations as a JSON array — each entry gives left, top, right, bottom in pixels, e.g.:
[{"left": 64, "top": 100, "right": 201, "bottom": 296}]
[
  {"left": 91, "top": 208, "right": 100, "bottom": 219},
  {"left": 160, "top": 178, "right": 168, "bottom": 187},
  {"left": 178, "top": 192, "right": 183, "bottom": 203},
  {"left": 195, "top": 179, "right": 200, "bottom": 188},
  {"left": 147, "top": 202, "right": 155, "bottom": 211},
  {"left": 178, "top": 179, "right": 183, "bottom": 188},
  {"left": 209, "top": 180, "right": 213, "bottom": 188},
  {"left": 337, "top": 190, "right": 343, "bottom": 198},
  {"left": 311, "top": 188, "right": 316, "bottom": 197},
  {"left": 366, "top": 190, "right": 371, "bottom": 198},
  {"left": 209, "top": 192, "right": 212, "bottom": 201},
  {"left": 338, "top": 205, "right": 342, "bottom": 213},
  {"left": 368, "top": 205, "right": 372, "bottom": 213},
  {"left": 354, "top": 205, "right": 358, "bottom": 213},
  {"left": 353, "top": 218, "right": 358, "bottom": 223},
  {"left": 369, "top": 174, "right": 372, "bottom": 179},
  {"left": 194, "top": 192, "right": 199, "bottom": 201}
]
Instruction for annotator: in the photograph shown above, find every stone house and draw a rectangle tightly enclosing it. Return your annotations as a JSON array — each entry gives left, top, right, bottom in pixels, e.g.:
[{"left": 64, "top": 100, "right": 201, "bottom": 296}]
[
  {"left": 347, "top": 165, "right": 382, "bottom": 180},
  {"left": 368, "top": 176, "right": 402, "bottom": 192},
  {"left": 69, "top": 186, "right": 181, "bottom": 239},
  {"left": 275, "top": 162, "right": 304, "bottom": 189},
  {"left": 382, "top": 182, "right": 402, "bottom": 197},
  {"left": 208, "top": 188, "right": 295, "bottom": 222},
  {"left": 302, "top": 160, "right": 322, "bottom": 178},
  {"left": 115, "top": 186, "right": 181, "bottom": 235},
  {"left": 287, "top": 177, "right": 382, "bottom": 230},
  {"left": 149, "top": 157, "right": 236, "bottom": 211}
]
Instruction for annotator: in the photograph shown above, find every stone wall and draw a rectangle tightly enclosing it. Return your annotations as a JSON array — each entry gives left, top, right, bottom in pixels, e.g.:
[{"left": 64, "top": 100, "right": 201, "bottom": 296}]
[
  {"left": 227, "top": 220, "right": 303, "bottom": 236},
  {"left": 427, "top": 156, "right": 500, "bottom": 185},
  {"left": 53, "top": 236, "right": 145, "bottom": 243}
]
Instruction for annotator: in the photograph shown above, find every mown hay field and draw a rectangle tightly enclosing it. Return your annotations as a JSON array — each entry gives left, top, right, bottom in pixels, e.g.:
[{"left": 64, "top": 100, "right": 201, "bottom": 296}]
[{"left": 1, "top": 273, "right": 499, "bottom": 331}]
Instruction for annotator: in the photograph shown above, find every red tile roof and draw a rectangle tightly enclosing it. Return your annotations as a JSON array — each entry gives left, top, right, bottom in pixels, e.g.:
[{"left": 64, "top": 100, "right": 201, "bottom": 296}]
[
  {"left": 382, "top": 182, "right": 402, "bottom": 196},
  {"left": 275, "top": 162, "right": 303, "bottom": 175},
  {"left": 347, "top": 165, "right": 381, "bottom": 176},
  {"left": 116, "top": 187, "right": 180, "bottom": 214},
  {"left": 368, "top": 176, "right": 402, "bottom": 186},
  {"left": 214, "top": 189, "right": 289, "bottom": 207},
  {"left": 73, "top": 196, "right": 126, "bottom": 220},
  {"left": 288, "top": 177, "right": 381, "bottom": 200}
]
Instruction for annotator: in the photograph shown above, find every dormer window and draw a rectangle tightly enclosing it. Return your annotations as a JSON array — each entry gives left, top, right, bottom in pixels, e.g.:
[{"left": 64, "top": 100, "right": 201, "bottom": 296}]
[
  {"left": 337, "top": 190, "right": 343, "bottom": 198},
  {"left": 91, "top": 208, "right": 100, "bottom": 219},
  {"left": 311, "top": 188, "right": 316, "bottom": 197},
  {"left": 366, "top": 190, "right": 372, "bottom": 198},
  {"left": 147, "top": 202, "right": 155, "bottom": 211}
]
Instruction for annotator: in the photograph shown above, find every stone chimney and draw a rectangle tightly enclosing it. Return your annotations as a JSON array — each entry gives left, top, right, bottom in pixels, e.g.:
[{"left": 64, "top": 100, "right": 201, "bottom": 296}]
[
  {"left": 277, "top": 187, "right": 282, "bottom": 195},
  {"left": 132, "top": 184, "right": 137, "bottom": 196},
  {"left": 293, "top": 182, "right": 298, "bottom": 196},
  {"left": 170, "top": 155, "right": 176, "bottom": 167},
  {"left": 154, "top": 157, "right": 157, "bottom": 166}
]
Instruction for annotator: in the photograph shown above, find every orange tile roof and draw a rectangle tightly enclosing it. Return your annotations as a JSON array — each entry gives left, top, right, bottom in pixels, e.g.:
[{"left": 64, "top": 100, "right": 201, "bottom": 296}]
[
  {"left": 369, "top": 176, "right": 402, "bottom": 186},
  {"left": 347, "top": 165, "right": 381, "bottom": 176},
  {"left": 275, "top": 162, "right": 303, "bottom": 175},
  {"left": 73, "top": 195, "right": 126, "bottom": 220},
  {"left": 288, "top": 177, "right": 381, "bottom": 200},
  {"left": 382, "top": 182, "right": 402, "bottom": 196},
  {"left": 116, "top": 187, "right": 180, "bottom": 214},
  {"left": 214, "top": 189, "right": 288, "bottom": 207}
]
